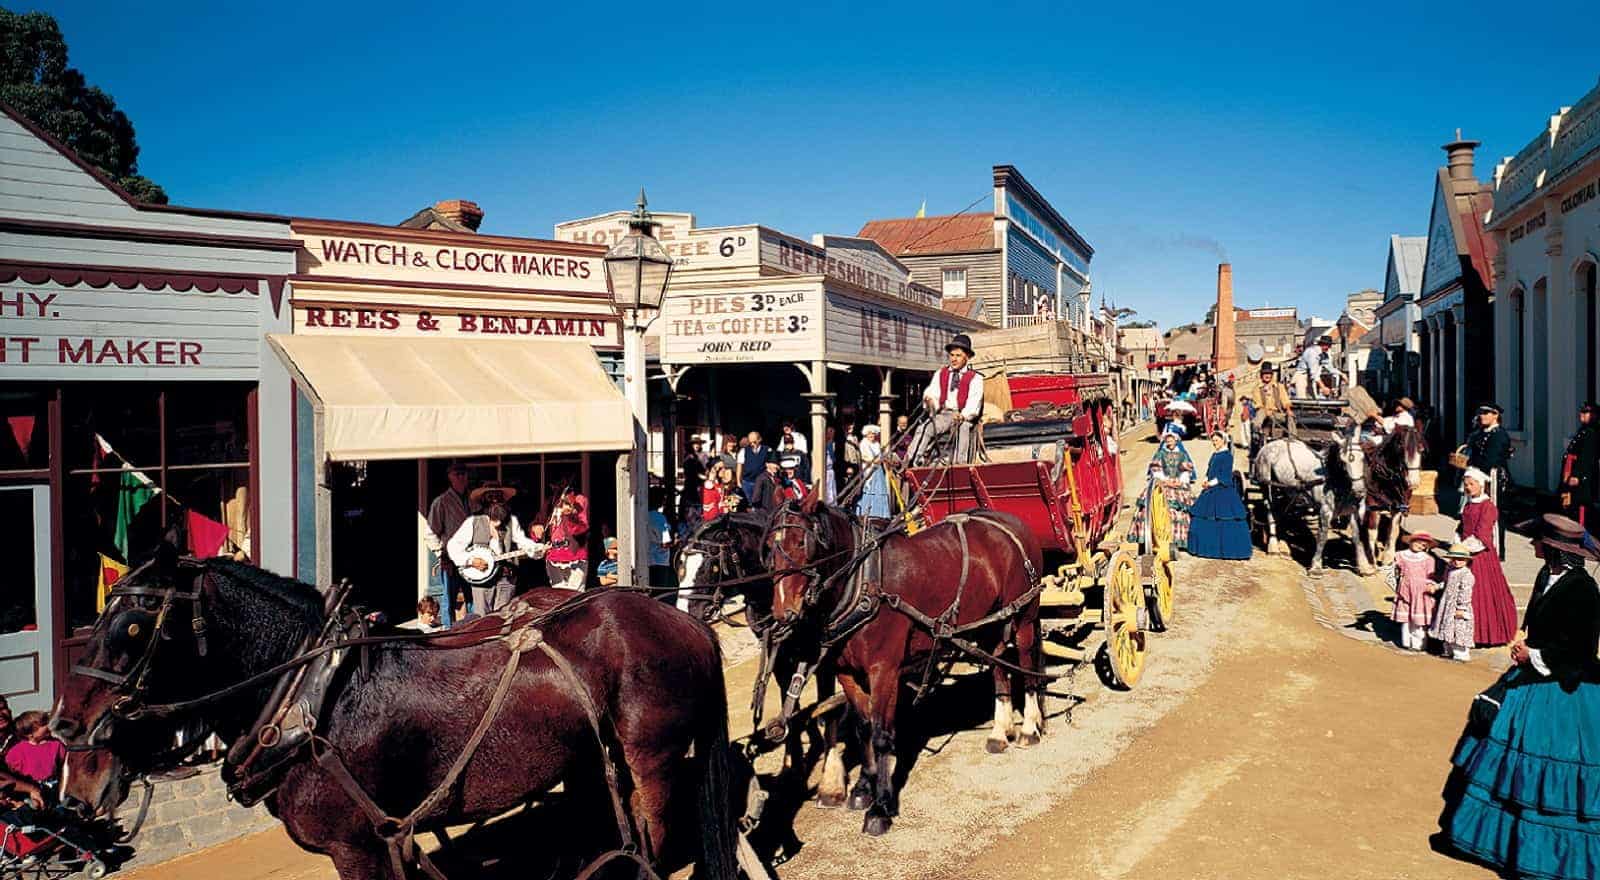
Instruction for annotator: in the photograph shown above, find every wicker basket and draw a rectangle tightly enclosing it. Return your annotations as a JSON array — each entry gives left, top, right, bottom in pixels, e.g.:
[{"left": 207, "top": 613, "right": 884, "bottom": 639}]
[{"left": 1447, "top": 445, "right": 1470, "bottom": 470}]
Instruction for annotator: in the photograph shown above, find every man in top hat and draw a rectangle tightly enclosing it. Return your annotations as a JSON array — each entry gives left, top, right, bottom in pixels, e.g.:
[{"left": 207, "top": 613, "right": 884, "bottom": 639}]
[
  {"left": 907, "top": 333, "right": 985, "bottom": 466},
  {"left": 445, "top": 484, "right": 544, "bottom": 615},
  {"left": 1294, "top": 335, "right": 1338, "bottom": 399},
  {"left": 1561, "top": 402, "right": 1600, "bottom": 524}
]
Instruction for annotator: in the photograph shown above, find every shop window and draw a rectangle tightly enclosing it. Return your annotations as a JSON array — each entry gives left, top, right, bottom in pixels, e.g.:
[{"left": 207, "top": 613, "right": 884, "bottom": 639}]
[
  {"left": 61, "top": 383, "right": 253, "bottom": 630},
  {"left": 942, "top": 268, "right": 968, "bottom": 299},
  {"left": 0, "top": 489, "right": 37, "bottom": 635},
  {"left": 1510, "top": 289, "right": 1525, "bottom": 431},
  {"left": 0, "top": 388, "right": 50, "bottom": 473}
]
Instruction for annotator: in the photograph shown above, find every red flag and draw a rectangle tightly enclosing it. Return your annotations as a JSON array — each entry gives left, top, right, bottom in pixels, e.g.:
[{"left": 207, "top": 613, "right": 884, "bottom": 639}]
[
  {"left": 6, "top": 415, "right": 34, "bottom": 459},
  {"left": 186, "top": 510, "right": 231, "bottom": 558}
]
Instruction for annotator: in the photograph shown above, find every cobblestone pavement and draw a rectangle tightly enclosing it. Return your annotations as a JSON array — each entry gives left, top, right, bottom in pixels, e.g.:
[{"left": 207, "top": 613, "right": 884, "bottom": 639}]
[{"left": 119, "top": 426, "right": 1499, "bottom": 879}]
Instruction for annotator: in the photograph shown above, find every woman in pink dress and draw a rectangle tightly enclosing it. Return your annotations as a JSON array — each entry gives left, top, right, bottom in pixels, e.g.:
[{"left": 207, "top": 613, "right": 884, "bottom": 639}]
[{"left": 1458, "top": 468, "right": 1517, "bottom": 646}]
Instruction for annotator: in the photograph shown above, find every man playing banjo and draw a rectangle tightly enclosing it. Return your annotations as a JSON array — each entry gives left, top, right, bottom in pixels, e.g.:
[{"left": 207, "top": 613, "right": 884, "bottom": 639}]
[
  {"left": 906, "top": 333, "right": 985, "bottom": 466},
  {"left": 445, "top": 484, "right": 546, "bottom": 614}
]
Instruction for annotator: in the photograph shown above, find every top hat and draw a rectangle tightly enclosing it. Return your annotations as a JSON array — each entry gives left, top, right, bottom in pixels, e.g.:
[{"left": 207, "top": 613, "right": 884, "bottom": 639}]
[
  {"left": 779, "top": 455, "right": 801, "bottom": 469},
  {"left": 945, "top": 334, "right": 975, "bottom": 356},
  {"left": 1260, "top": 361, "right": 1278, "bottom": 375},
  {"left": 468, "top": 483, "right": 517, "bottom": 507}
]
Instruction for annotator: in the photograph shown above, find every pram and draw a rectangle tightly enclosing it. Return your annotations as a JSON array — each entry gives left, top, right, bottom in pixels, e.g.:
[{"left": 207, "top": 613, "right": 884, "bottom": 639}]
[{"left": 0, "top": 814, "right": 111, "bottom": 879}]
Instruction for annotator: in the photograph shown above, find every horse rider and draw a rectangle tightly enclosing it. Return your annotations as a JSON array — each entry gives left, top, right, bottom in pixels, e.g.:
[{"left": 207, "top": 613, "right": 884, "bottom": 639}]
[
  {"left": 906, "top": 333, "right": 985, "bottom": 466},
  {"left": 1293, "top": 335, "right": 1338, "bottom": 399},
  {"left": 1561, "top": 402, "right": 1600, "bottom": 525},
  {"left": 1249, "top": 361, "right": 1296, "bottom": 457},
  {"left": 1463, "top": 402, "right": 1511, "bottom": 507}
]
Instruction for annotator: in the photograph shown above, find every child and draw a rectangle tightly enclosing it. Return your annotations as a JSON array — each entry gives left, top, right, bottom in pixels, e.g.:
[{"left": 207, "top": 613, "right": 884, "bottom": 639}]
[
  {"left": 1430, "top": 543, "right": 1476, "bottom": 661},
  {"left": 398, "top": 596, "right": 444, "bottom": 633},
  {"left": 596, "top": 537, "right": 620, "bottom": 587},
  {"left": 5, "top": 711, "right": 64, "bottom": 786},
  {"left": 1390, "top": 533, "right": 1440, "bottom": 651}
]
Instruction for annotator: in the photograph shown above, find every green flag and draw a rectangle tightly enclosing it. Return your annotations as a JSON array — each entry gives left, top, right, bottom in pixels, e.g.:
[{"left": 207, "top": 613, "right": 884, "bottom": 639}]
[{"left": 113, "top": 469, "right": 158, "bottom": 561}]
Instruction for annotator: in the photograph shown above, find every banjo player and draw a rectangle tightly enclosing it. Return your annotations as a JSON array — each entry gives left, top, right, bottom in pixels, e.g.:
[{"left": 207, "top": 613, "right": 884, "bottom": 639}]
[{"left": 445, "top": 484, "right": 546, "bottom": 614}]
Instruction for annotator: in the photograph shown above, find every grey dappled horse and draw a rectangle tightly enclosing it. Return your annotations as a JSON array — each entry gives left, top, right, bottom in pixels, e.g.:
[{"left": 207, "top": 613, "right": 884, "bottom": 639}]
[{"left": 1250, "top": 429, "right": 1372, "bottom": 576}]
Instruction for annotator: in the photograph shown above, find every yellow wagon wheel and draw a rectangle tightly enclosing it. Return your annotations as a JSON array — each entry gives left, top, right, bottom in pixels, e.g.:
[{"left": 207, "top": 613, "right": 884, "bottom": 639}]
[
  {"left": 1101, "top": 549, "right": 1147, "bottom": 688},
  {"left": 1147, "top": 486, "right": 1176, "bottom": 632}
]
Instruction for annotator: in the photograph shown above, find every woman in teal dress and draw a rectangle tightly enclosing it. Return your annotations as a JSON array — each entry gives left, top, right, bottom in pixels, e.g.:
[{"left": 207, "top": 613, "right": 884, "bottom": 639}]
[
  {"left": 1439, "top": 514, "right": 1600, "bottom": 880},
  {"left": 1131, "top": 424, "right": 1195, "bottom": 551},
  {"left": 1188, "top": 431, "right": 1252, "bottom": 559}
]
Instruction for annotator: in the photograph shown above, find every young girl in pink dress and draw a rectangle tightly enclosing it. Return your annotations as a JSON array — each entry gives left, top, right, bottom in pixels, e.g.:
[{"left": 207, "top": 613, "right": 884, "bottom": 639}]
[
  {"left": 1390, "top": 533, "right": 1440, "bottom": 651},
  {"left": 1458, "top": 468, "right": 1517, "bottom": 646}
]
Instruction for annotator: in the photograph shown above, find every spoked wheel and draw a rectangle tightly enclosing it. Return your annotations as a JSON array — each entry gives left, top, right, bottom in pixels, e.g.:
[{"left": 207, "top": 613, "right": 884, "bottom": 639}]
[
  {"left": 1146, "top": 487, "right": 1176, "bottom": 632},
  {"left": 1101, "top": 549, "right": 1147, "bottom": 688}
]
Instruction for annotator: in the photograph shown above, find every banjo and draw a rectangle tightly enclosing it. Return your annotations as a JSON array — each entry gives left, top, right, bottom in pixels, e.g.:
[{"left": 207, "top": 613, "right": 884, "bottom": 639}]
[{"left": 459, "top": 543, "right": 548, "bottom": 586}]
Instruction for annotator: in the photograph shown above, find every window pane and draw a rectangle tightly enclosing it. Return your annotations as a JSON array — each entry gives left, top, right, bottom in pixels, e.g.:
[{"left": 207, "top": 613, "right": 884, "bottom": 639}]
[
  {"left": 0, "top": 490, "right": 37, "bottom": 635},
  {"left": 64, "top": 386, "right": 160, "bottom": 471},
  {"left": 0, "top": 388, "right": 50, "bottom": 472},
  {"left": 63, "top": 473, "right": 165, "bottom": 629},
  {"left": 167, "top": 384, "right": 250, "bottom": 465},
  {"left": 167, "top": 466, "right": 251, "bottom": 558}
]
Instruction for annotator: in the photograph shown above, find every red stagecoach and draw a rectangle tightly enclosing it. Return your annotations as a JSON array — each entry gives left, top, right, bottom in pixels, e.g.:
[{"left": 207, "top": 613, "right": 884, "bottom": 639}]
[{"left": 900, "top": 371, "right": 1178, "bottom": 687}]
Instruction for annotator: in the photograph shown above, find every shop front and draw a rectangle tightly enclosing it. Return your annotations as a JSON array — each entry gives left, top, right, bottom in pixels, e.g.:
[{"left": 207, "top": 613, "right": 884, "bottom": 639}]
[
  {"left": 273, "top": 219, "right": 630, "bottom": 620},
  {"left": 0, "top": 105, "right": 297, "bottom": 710}
]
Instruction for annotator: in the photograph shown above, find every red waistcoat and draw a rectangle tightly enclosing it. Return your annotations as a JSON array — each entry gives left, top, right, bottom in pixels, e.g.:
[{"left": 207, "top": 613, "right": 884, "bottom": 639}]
[{"left": 937, "top": 368, "right": 978, "bottom": 411}]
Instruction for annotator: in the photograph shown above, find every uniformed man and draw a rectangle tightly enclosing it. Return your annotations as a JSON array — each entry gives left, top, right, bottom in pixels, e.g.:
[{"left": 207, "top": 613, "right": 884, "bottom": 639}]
[
  {"left": 1463, "top": 402, "right": 1512, "bottom": 506},
  {"left": 1561, "top": 402, "right": 1600, "bottom": 525}
]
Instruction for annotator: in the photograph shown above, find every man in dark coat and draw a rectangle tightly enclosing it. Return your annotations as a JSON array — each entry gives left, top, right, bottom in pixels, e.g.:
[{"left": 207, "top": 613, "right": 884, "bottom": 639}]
[{"left": 1561, "top": 403, "right": 1600, "bottom": 524}]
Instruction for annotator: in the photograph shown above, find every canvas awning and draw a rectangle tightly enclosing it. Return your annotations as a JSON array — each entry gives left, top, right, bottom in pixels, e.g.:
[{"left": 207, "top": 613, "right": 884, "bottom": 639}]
[{"left": 268, "top": 335, "right": 631, "bottom": 461}]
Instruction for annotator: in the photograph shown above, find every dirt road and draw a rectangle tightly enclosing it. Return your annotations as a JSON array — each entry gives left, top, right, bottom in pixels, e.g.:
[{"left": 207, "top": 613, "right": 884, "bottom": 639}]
[{"left": 125, "top": 430, "right": 1497, "bottom": 879}]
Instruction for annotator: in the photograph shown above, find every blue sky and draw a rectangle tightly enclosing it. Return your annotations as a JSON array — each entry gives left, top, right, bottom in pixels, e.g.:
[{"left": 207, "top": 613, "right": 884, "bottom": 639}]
[{"left": 21, "top": 0, "right": 1600, "bottom": 329}]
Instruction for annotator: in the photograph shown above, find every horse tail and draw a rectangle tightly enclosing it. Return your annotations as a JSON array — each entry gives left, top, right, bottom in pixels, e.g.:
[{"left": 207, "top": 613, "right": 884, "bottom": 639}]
[{"left": 695, "top": 638, "right": 739, "bottom": 880}]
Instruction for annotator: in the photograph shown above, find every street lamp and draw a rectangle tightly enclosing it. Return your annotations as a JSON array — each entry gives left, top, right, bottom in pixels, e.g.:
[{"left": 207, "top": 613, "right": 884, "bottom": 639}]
[
  {"left": 604, "top": 190, "right": 673, "bottom": 588},
  {"left": 1336, "top": 312, "right": 1355, "bottom": 391}
]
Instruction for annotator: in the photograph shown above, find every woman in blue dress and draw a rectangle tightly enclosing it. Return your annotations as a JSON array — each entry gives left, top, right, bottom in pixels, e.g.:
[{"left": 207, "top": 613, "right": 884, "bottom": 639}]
[
  {"left": 1439, "top": 514, "right": 1600, "bottom": 880},
  {"left": 1187, "top": 431, "right": 1253, "bottom": 560},
  {"left": 856, "top": 424, "right": 892, "bottom": 519}
]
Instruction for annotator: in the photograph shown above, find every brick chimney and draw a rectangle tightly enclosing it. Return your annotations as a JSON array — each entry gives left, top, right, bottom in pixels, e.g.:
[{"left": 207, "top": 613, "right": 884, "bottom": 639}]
[
  {"left": 1443, "top": 130, "right": 1480, "bottom": 182},
  {"left": 434, "top": 199, "right": 484, "bottom": 232},
  {"left": 1213, "top": 262, "right": 1237, "bottom": 371}
]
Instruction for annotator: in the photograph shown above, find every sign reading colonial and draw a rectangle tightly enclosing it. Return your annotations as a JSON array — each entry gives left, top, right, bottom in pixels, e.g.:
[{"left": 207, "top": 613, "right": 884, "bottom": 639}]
[{"left": 0, "top": 284, "right": 255, "bottom": 378}]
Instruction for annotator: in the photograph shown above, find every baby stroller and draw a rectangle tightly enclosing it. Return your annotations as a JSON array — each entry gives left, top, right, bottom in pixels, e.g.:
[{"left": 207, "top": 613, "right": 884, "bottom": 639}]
[{"left": 0, "top": 813, "right": 112, "bottom": 879}]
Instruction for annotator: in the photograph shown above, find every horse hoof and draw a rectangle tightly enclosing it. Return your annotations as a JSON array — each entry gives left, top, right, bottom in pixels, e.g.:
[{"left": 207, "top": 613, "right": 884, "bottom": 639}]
[
  {"left": 985, "top": 736, "right": 1009, "bottom": 754},
  {"left": 816, "top": 792, "right": 846, "bottom": 809},
  {"left": 1018, "top": 732, "right": 1041, "bottom": 748},
  {"left": 847, "top": 792, "right": 874, "bottom": 812},
  {"left": 862, "top": 813, "right": 893, "bottom": 837}
]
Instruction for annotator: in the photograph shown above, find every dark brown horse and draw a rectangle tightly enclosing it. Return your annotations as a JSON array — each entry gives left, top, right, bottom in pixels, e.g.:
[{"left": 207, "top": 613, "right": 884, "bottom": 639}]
[
  {"left": 1363, "top": 423, "right": 1427, "bottom": 565},
  {"left": 762, "top": 492, "right": 1045, "bottom": 837},
  {"left": 51, "top": 547, "right": 738, "bottom": 879}
]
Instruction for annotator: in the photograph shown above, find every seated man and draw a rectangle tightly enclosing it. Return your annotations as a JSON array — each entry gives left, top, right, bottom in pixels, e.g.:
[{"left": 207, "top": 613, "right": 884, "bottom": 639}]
[
  {"left": 906, "top": 334, "right": 985, "bottom": 466},
  {"left": 1293, "top": 336, "right": 1338, "bottom": 399},
  {"left": 1250, "top": 361, "right": 1296, "bottom": 456}
]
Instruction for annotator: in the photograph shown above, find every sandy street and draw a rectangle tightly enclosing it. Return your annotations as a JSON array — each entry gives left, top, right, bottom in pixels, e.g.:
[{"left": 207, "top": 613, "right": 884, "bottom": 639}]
[{"left": 123, "top": 429, "right": 1499, "bottom": 880}]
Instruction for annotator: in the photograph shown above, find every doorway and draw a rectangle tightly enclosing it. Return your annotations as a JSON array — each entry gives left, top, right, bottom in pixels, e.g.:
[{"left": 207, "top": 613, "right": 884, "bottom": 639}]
[{"left": 0, "top": 486, "right": 53, "bottom": 713}]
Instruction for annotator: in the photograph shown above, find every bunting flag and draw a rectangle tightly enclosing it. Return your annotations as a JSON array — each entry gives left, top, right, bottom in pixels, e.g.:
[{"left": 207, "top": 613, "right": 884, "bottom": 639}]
[
  {"left": 6, "top": 415, "right": 35, "bottom": 460},
  {"left": 185, "top": 509, "right": 231, "bottom": 558},
  {"left": 97, "top": 553, "right": 129, "bottom": 613},
  {"left": 113, "top": 470, "right": 158, "bottom": 561}
]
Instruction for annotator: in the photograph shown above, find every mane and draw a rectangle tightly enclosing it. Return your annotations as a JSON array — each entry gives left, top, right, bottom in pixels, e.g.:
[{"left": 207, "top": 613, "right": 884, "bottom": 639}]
[
  {"left": 202, "top": 558, "right": 325, "bottom": 630},
  {"left": 1323, "top": 440, "right": 1354, "bottom": 497}
]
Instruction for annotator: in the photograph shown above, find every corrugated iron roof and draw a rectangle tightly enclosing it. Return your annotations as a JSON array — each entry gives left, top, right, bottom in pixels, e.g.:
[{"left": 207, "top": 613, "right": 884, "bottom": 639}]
[{"left": 857, "top": 214, "right": 996, "bottom": 255}]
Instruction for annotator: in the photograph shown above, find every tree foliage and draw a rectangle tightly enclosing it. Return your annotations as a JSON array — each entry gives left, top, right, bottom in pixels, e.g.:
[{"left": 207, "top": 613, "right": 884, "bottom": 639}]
[{"left": 0, "top": 9, "right": 167, "bottom": 204}]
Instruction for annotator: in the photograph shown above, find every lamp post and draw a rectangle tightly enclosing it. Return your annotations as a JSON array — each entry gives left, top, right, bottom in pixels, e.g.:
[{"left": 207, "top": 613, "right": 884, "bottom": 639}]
[
  {"left": 603, "top": 190, "right": 673, "bottom": 588},
  {"left": 1336, "top": 312, "right": 1355, "bottom": 389}
]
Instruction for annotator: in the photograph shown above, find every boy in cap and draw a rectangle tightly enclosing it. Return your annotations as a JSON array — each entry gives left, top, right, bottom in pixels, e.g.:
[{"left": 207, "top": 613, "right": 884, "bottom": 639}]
[{"left": 907, "top": 333, "right": 985, "bottom": 465}]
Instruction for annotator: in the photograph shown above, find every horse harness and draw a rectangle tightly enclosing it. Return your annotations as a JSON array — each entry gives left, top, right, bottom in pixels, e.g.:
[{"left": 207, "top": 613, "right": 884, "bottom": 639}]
[{"left": 74, "top": 568, "right": 664, "bottom": 880}]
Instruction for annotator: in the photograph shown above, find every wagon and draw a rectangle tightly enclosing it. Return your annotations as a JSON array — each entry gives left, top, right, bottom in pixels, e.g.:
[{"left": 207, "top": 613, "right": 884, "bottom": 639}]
[{"left": 901, "top": 372, "right": 1178, "bottom": 688}]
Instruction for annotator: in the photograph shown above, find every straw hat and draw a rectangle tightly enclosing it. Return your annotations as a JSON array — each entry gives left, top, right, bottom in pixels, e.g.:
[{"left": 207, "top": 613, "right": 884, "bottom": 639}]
[
  {"left": 468, "top": 483, "right": 517, "bottom": 507},
  {"left": 1443, "top": 542, "right": 1474, "bottom": 560},
  {"left": 1404, "top": 532, "right": 1438, "bottom": 549}
]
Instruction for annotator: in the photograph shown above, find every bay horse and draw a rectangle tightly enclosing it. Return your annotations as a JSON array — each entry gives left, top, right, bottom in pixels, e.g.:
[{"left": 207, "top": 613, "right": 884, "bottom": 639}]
[
  {"left": 1252, "top": 428, "right": 1372, "bottom": 575},
  {"left": 762, "top": 491, "right": 1044, "bottom": 837},
  {"left": 1362, "top": 424, "right": 1426, "bottom": 566},
  {"left": 51, "top": 546, "right": 738, "bottom": 880}
]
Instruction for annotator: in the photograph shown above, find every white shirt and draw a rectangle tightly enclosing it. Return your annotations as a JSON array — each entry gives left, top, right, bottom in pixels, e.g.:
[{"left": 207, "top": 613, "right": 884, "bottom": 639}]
[
  {"left": 860, "top": 437, "right": 883, "bottom": 463},
  {"left": 446, "top": 515, "right": 539, "bottom": 570},
  {"left": 923, "top": 368, "right": 985, "bottom": 420},
  {"left": 1297, "top": 346, "right": 1330, "bottom": 377},
  {"left": 1382, "top": 411, "right": 1415, "bottom": 432}
]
